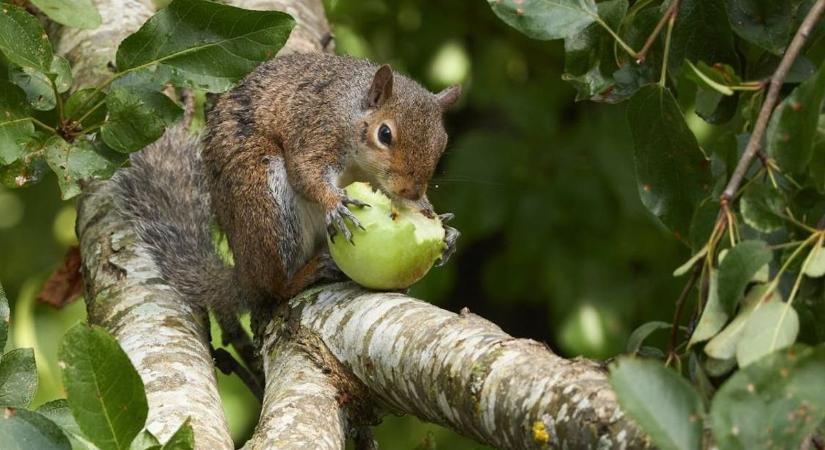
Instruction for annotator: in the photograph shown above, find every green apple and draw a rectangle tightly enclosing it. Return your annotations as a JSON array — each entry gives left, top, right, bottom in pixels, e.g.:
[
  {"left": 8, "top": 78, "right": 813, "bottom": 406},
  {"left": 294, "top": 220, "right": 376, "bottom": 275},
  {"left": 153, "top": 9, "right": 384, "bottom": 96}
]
[{"left": 327, "top": 182, "right": 446, "bottom": 290}]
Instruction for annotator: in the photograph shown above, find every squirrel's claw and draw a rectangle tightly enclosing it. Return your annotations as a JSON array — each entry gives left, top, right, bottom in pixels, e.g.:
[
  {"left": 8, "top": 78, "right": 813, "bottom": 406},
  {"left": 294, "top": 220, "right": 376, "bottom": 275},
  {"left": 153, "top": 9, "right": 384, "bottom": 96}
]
[
  {"left": 436, "top": 224, "right": 460, "bottom": 267},
  {"left": 438, "top": 212, "right": 455, "bottom": 223},
  {"left": 326, "top": 202, "right": 364, "bottom": 244},
  {"left": 342, "top": 196, "right": 371, "bottom": 210}
]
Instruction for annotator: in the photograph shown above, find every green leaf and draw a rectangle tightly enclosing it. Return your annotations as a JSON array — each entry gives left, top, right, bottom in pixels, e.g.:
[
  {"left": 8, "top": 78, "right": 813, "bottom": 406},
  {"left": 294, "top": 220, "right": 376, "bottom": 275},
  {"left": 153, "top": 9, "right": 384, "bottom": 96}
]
[
  {"left": 487, "top": 0, "right": 600, "bottom": 41},
  {"left": 736, "top": 300, "right": 799, "bottom": 367},
  {"left": 38, "top": 399, "right": 102, "bottom": 450},
  {"left": 1, "top": 132, "right": 51, "bottom": 189},
  {"left": 626, "top": 321, "right": 670, "bottom": 354},
  {"left": 45, "top": 137, "right": 125, "bottom": 199},
  {"left": 740, "top": 182, "right": 785, "bottom": 233},
  {"left": 0, "top": 348, "right": 37, "bottom": 408},
  {"left": 705, "top": 284, "right": 780, "bottom": 360},
  {"left": 689, "top": 197, "right": 719, "bottom": 252},
  {"left": 64, "top": 89, "right": 108, "bottom": 129},
  {"left": 115, "top": 0, "right": 295, "bottom": 92},
  {"left": 0, "top": 4, "right": 53, "bottom": 72},
  {"left": 804, "top": 242, "right": 825, "bottom": 278},
  {"left": 689, "top": 269, "right": 728, "bottom": 346},
  {"left": 711, "top": 344, "right": 825, "bottom": 450},
  {"left": 0, "top": 80, "right": 36, "bottom": 166},
  {"left": 50, "top": 55, "right": 73, "bottom": 94},
  {"left": 684, "top": 61, "right": 740, "bottom": 125},
  {"left": 129, "top": 430, "right": 159, "bottom": 450},
  {"left": 670, "top": 0, "right": 738, "bottom": 73},
  {"left": 161, "top": 419, "right": 193, "bottom": 450},
  {"left": 0, "top": 407, "right": 72, "bottom": 450},
  {"left": 673, "top": 246, "right": 707, "bottom": 277},
  {"left": 610, "top": 358, "right": 703, "bottom": 450},
  {"left": 561, "top": 0, "right": 627, "bottom": 101},
  {"left": 685, "top": 61, "right": 736, "bottom": 96},
  {"left": 29, "top": 0, "right": 101, "bottom": 29},
  {"left": 0, "top": 281, "right": 8, "bottom": 353},
  {"left": 9, "top": 65, "right": 57, "bottom": 111},
  {"left": 725, "top": 0, "right": 806, "bottom": 55},
  {"left": 627, "top": 85, "right": 712, "bottom": 240},
  {"left": 766, "top": 63, "right": 825, "bottom": 174},
  {"left": 810, "top": 115, "right": 825, "bottom": 194},
  {"left": 59, "top": 324, "right": 148, "bottom": 450},
  {"left": 717, "top": 240, "right": 772, "bottom": 314},
  {"left": 100, "top": 88, "right": 170, "bottom": 153}
]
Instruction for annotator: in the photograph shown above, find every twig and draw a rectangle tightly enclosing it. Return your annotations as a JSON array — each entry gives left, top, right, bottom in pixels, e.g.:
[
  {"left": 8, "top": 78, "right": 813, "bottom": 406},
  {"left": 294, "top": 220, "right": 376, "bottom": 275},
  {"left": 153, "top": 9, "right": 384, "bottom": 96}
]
[
  {"left": 721, "top": 0, "right": 825, "bottom": 201},
  {"left": 636, "top": 0, "right": 680, "bottom": 63},
  {"left": 667, "top": 265, "right": 700, "bottom": 361}
]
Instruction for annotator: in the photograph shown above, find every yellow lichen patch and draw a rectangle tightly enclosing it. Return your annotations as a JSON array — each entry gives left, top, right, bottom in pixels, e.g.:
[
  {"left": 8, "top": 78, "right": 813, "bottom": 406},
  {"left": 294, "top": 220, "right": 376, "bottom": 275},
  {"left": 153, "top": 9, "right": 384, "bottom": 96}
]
[{"left": 532, "top": 420, "right": 550, "bottom": 445}]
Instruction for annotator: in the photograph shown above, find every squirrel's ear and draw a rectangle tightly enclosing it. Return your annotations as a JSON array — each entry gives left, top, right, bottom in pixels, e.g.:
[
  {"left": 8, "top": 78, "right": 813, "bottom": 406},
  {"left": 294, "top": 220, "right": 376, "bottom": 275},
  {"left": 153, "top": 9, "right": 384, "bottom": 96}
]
[
  {"left": 436, "top": 85, "right": 461, "bottom": 110},
  {"left": 365, "top": 64, "right": 393, "bottom": 108}
]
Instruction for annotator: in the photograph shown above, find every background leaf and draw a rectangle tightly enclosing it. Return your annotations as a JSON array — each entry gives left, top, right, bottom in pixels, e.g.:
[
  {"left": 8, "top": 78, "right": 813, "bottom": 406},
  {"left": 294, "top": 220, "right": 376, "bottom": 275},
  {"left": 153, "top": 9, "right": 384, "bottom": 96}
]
[
  {"left": 725, "top": 0, "right": 806, "bottom": 55},
  {"left": 0, "top": 407, "right": 71, "bottom": 450},
  {"left": 29, "top": 0, "right": 102, "bottom": 30},
  {"left": 59, "top": 324, "right": 148, "bottom": 450},
  {"left": 736, "top": 300, "right": 799, "bottom": 367},
  {"left": 717, "top": 240, "right": 772, "bottom": 315},
  {"left": 486, "top": 0, "right": 600, "bottom": 41},
  {"left": 711, "top": 345, "right": 825, "bottom": 450},
  {"left": 626, "top": 321, "right": 670, "bottom": 354},
  {"left": 115, "top": 0, "right": 295, "bottom": 92},
  {"left": 610, "top": 358, "right": 703, "bottom": 450},
  {"left": 0, "top": 4, "right": 53, "bottom": 72},
  {"left": 0, "top": 81, "right": 36, "bottom": 166},
  {"left": 0, "top": 347, "right": 37, "bottom": 408},
  {"left": 38, "top": 399, "right": 102, "bottom": 450},
  {"left": 627, "top": 85, "right": 712, "bottom": 240},
  {"left": 670, "top": 0, "right": 739, "bottom": 72},
  {"left": 766, "top": 63, "right": 825, "bottom": 174}
]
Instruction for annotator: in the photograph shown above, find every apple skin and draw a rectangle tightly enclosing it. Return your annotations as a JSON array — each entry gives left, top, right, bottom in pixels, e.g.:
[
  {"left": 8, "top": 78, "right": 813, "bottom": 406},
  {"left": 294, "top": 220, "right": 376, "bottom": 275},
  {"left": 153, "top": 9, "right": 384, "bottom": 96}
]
[{"left": 327, "top": 182, "right": 446, "bottom": 290}]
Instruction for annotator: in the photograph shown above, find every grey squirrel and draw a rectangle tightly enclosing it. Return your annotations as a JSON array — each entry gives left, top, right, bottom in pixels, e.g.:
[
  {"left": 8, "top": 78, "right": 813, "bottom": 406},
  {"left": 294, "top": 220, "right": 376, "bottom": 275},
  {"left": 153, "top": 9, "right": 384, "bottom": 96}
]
[{"left": 113, "top": 53, "right": 461, "bottom": 369}]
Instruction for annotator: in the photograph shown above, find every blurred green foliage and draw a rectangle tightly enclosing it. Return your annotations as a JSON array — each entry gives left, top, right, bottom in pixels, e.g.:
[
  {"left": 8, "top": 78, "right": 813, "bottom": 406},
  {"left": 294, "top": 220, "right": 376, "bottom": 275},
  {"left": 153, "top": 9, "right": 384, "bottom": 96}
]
[{"left": 0, "top": 0, "right": 693, "bottom": 448}]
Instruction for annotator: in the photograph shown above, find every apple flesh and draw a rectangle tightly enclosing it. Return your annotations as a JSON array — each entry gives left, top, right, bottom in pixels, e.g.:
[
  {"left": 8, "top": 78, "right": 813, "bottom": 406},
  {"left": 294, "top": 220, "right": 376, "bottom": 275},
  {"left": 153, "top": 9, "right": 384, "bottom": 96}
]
[{"left": 327, "top": 182, "right": 446, "bottom": 290}]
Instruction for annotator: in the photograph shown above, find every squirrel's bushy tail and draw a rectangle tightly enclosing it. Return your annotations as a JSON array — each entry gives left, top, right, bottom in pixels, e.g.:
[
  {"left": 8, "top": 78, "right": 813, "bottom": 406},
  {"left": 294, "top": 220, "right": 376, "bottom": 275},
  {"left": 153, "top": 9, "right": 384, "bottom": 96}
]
[{"left": 111, "top": 126, "right": 253, "bottom": 357}]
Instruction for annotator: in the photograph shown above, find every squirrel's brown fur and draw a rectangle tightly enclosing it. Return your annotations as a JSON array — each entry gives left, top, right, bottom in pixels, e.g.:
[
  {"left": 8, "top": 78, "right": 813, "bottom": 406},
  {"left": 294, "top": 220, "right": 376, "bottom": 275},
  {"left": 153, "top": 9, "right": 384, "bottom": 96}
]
[{"left": 114, "top": 53, "right": 460, "bottom": 371}]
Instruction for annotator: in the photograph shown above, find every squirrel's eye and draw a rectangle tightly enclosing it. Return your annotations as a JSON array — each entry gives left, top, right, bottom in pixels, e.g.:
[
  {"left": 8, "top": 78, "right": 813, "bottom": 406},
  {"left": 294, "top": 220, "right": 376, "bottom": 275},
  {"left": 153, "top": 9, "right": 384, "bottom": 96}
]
[{"left": 377, "top": 124, "right": 393, "bottom": 147}]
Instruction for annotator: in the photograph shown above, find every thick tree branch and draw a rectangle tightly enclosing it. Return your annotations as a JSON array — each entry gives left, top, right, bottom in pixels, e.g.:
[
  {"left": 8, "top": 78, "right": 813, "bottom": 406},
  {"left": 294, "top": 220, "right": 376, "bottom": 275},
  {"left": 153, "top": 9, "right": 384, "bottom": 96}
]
[
  {"left": 282, "top": 283, "right": 652, "bottom": 450},
  {"left": 66, "top": 1, "right": 232, "bottom": 448}
]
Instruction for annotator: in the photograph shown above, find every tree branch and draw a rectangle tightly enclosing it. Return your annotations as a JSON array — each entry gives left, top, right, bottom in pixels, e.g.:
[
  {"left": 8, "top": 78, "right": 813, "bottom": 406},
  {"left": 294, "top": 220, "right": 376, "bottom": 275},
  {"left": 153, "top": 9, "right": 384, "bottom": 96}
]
[{"left": 721, "top": 0, "right": 825, "bottom": 201}]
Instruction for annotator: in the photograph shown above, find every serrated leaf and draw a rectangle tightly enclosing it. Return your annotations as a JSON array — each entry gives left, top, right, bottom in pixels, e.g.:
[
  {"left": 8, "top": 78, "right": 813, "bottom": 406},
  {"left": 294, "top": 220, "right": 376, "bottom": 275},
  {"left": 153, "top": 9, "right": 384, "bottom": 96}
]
[
  {"left": 45, "top": 137, "right": 124, "bottom": 199},
  {"left": 100, "top": 88, "right": 169, "bottom": 153},
  {"left": 9, "top": 65, "right": 56, "bottom": 111},
  {"left": 766, "top": 62, "right": 825, "bottom": 175},
  {"left": 610, "top": 358, "right": 703, "bottom": 450},
  {"left": 561, "top": 0, "right": 627, "bottom": 101},
  {"left": 0, "top": 407, "right": 72, "bottom": 450},
  {"left": 705, "top": 284, "right": 780, "bottom": 360},
  {"left": 725, "top": 0, "right": 806, "bottom": 55},
  {"left": 627, "top": 85, "right": 712, "bottom": 240},
  {"left": 115, "top": 0, "right": 295, "bottom": 93},
  {"left": 626, "top": 321, "right": 670, "bottom": 354},
  {"left": 161, "top": 419, "right": 193, "bottom": 450},
  {"left": 804, "top": 242, "right": 825, "bottom": 278},
  {"left": 487, "top": 0, "right": 599, "bottom": 41},
  {"left": 670, "top": 0, "right": 738, "bottom": 73},
  {"left": 717, "top": 240, "right": 772, "bottom": 314},
  {"left": 711, "top": 345, "right": 825, "bottom": 450},
  {"left": 0, "top": 348, "right": 37, "bottom": 408},
  {"left": 50, "top": 55, "right": 73, "bottom": 93},
  {"left": 0, "top": 4, "right": 53, "bottom": 72},
  {"left": 0, "top": 282, "right": 8, "bottom": 353},
  {"left": 689, "top": 269, "right": 728, "bottom": 346},
  {"left": 737, "top": 300, "right": 799, "bottom": 367},
  {"left": 30, "top": 0, "right": 101, "bottom": 29},
  {"left": 740, "top": 182, "right": 785, "bottom": 233},
  {"left": 0, "top": 80, "right": 36, "bottom": 166},
  {"left": 59, "top": 324, "right": 148, "bottom": 450},
  {"left": 38, "top": 399, "right": 102, "bottom": 450}
]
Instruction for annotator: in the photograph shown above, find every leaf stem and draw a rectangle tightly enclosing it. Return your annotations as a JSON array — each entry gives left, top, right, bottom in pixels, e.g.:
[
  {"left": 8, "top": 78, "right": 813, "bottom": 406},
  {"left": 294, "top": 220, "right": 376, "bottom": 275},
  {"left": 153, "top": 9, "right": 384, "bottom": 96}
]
[
  {"left": 76, "top": 100, "right": 106, "bottom": 127},
  {"left": 51, "top": 79, "right": 64, "bottom": 124},
  {"left": 667, "top": 264, "right": 700, "bottom": 361},
  {"left": 658, "top": 11, "right": 676, "bottom": 87},
  {"left": 636, "top": 0, "right": 680, "bottom": 64},
  {"left": 596, "top": 18, "right": 638, "bottom": 58},
  {"left": 31, "top": 118, "right": 57, "bottom": 133}
]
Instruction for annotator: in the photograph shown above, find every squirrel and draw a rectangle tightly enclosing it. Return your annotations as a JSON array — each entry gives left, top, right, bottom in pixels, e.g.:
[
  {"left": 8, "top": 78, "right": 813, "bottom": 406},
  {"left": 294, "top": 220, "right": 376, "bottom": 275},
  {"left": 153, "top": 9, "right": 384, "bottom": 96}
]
[{"left": 112, "top": 53, "right": 461, "bottom": 369}]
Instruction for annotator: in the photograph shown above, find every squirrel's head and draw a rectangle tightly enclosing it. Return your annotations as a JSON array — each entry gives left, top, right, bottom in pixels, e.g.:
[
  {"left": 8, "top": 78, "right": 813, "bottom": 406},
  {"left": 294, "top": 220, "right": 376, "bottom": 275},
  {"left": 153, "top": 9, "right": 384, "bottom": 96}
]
[{"left": 355, "top": 64, "right": 460, "bottom": 206}]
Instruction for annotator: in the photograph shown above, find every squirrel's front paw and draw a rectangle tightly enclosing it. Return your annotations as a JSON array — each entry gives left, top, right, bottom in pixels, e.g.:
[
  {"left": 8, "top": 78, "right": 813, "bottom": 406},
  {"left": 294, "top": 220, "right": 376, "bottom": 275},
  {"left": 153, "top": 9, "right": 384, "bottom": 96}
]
[
  {"left": 326, "top": 196, "right": 370, "bottom": 244},
  {"left": 436, "top": 213, "right": 460, "bottom": 267}
]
